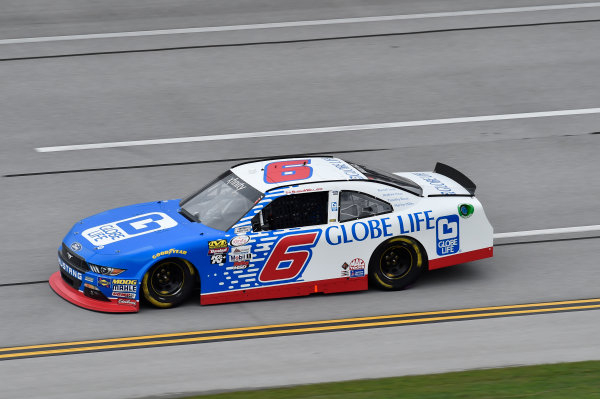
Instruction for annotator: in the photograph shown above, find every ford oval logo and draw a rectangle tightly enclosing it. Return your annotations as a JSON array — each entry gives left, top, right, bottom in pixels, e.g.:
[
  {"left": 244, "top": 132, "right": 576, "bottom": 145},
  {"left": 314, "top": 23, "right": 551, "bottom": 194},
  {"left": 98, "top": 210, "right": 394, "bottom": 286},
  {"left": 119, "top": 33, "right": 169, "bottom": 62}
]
[{"left": 70, "top": 242, "right": 82, "bottom": 251}]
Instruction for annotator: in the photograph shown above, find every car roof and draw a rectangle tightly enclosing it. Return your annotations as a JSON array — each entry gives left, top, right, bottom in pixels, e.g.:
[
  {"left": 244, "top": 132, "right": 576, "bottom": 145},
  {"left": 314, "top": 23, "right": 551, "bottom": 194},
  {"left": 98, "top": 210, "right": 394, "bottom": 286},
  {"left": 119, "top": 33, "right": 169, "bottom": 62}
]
[{"left": 230, "top": 157, "right": 367, "bottom": 193}]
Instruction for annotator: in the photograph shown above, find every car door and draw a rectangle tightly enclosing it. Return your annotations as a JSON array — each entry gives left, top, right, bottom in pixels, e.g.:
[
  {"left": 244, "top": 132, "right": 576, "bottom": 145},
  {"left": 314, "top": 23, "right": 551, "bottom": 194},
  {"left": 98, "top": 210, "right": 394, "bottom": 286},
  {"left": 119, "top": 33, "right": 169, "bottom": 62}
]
[{"left": 246, "top": 189, "right": 331, "bottom": 287}]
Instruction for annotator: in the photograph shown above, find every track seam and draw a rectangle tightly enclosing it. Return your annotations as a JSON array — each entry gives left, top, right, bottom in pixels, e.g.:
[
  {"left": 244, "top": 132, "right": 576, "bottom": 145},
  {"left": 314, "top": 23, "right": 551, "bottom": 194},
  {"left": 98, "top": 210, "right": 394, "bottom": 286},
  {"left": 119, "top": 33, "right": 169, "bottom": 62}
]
[{"left": 2, "top": 19, "right": 599, "bottom": 62}]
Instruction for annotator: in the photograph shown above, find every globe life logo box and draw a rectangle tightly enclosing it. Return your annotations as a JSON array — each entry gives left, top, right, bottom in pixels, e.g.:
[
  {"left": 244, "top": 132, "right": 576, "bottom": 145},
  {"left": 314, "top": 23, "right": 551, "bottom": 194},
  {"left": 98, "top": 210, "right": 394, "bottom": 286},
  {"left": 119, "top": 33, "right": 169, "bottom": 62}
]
[{"left": 436, "top": 215, "right": 460, "bottom": 256}]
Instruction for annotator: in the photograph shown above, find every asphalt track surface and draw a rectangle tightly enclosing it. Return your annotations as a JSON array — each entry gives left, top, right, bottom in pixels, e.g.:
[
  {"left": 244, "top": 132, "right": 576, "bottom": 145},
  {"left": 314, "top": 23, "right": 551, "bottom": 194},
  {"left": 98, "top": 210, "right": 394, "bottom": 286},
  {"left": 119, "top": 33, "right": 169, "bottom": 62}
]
[{"left": 1, "top": 1, "right": 600, "bottom": 397}]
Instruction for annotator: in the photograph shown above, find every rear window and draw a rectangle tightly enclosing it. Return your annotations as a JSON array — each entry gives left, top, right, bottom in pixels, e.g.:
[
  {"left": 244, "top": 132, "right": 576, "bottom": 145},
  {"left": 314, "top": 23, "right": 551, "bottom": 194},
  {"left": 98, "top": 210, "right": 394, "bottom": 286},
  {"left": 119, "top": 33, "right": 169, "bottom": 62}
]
[{"left": 350, "top": 163, "right": 422, "bottom": 196}]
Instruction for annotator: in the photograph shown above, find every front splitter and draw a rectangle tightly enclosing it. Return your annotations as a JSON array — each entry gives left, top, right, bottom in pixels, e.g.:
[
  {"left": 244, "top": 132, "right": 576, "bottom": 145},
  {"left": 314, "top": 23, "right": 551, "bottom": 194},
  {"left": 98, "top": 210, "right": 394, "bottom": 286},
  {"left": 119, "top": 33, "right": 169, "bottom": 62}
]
[{"left": 49, "top": 271, "right": 139, "bottom": 313}]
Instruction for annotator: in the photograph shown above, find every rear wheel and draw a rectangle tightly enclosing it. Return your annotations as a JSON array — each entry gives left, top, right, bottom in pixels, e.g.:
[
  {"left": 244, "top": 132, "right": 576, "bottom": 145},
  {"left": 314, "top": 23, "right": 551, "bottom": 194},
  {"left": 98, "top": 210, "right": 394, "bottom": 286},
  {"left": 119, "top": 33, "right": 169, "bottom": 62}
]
[
  {"left": 142, "top": 259, "right": 195, "bottom": 308},
  {"left": 369, "top": 237, "right": 425, "bottom": 290}
]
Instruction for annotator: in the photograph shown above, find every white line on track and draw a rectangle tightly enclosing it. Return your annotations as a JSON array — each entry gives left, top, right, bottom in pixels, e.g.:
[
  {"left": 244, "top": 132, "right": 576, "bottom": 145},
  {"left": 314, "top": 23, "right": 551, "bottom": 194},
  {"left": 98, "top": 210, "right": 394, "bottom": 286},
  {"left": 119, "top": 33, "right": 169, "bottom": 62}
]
[
  {"left": 3, "top": 2, "right": 600, "bottom": 45},
  {"left": 36, "top": 107, "right": 600, "bottom": 152},
  {"left": 494, "top": 225, "right": 600, "bottom": 239}
]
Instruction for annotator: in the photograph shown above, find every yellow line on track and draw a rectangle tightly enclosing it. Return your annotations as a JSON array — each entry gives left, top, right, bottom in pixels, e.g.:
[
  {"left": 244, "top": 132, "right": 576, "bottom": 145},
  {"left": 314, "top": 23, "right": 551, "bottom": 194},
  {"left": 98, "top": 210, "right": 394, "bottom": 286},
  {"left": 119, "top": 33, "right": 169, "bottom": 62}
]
[
  {"left": 2, "top": 301, "right": 599, "bottom": 360},
  {"left": 1, "top": 297, "right": 598, "bottom": 353}
]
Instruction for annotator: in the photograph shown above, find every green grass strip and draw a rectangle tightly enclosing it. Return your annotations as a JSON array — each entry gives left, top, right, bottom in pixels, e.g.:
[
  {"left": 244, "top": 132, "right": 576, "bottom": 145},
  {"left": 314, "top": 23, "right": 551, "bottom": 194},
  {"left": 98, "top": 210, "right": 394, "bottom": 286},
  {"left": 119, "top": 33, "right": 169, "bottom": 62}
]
[{"left": 185, "top": 361, "right": 600, "bottom": 399}]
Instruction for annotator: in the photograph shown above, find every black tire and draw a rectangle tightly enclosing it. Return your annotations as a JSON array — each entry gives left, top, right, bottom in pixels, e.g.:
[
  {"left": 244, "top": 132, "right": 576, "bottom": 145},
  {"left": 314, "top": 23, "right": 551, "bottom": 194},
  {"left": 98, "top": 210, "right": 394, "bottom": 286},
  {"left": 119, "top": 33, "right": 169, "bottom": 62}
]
[
  {"left": 142, "top": 259, "right": 195, "bottom": 308},
  {"left": 369, "top": 237, "right": 425, "bottom": 290}
]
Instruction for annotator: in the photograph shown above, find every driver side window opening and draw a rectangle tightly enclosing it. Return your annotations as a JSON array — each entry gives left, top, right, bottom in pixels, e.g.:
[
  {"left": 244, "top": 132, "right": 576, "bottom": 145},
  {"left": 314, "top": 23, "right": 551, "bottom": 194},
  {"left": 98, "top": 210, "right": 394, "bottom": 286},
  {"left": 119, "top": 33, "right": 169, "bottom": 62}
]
[
  {"left": 338, "top": 191, "right": 392, "bottom": 222},
  {"left": 252, "top": 191, "right": 328, "bottom": 231}
]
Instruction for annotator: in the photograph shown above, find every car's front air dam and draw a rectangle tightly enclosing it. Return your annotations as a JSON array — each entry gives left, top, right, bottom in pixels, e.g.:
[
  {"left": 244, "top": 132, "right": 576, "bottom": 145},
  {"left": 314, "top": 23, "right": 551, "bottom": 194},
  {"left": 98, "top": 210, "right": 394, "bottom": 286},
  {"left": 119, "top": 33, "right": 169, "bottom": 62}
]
[{"left": 49, "top": 271, "right": 139, "bottom": 313}]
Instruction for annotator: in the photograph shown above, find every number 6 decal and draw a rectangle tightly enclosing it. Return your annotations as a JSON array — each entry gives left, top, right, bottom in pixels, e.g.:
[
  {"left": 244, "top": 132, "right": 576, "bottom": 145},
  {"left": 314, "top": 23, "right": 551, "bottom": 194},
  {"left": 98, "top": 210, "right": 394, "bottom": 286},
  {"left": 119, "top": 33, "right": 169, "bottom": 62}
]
[
  {"left": 259, "top": 232, "right": 320, "bottom": 283},
  {"left": 264, "top": 159, "right": 312, "bottom": 184}
]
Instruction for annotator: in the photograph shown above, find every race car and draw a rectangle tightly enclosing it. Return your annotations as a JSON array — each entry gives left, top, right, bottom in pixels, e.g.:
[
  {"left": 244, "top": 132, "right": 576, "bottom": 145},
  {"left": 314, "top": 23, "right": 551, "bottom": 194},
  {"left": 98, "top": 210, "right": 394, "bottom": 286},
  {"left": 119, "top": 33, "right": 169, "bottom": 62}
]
[{"left": 49, "top": 156, "right": 493, "bottom": 313}]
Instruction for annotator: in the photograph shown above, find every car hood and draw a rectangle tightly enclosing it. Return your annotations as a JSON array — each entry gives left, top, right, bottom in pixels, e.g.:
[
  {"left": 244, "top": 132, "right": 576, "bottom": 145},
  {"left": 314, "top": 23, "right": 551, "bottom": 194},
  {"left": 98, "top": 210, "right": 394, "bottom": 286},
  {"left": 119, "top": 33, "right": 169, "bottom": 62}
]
[{"left": 63, "top": 199, "right": 221, "bottom": 261}]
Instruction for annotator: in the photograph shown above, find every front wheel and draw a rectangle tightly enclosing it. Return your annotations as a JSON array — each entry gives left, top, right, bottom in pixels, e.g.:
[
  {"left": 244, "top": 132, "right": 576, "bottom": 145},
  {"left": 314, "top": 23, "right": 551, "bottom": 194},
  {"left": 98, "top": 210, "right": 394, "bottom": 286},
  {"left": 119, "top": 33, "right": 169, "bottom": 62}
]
[
  {"left": 369, "top": 237, "right": 425, "bottom": 290},
  {"left": 142, "top": 259, "right": 195, "bottom": 308}
]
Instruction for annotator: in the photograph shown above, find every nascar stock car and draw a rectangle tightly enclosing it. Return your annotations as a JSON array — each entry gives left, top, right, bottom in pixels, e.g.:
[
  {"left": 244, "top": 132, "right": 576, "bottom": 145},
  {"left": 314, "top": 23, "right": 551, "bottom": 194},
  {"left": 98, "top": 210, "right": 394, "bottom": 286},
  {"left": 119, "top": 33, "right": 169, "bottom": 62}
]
[{"left": 50, "top": 156, "right": 493, "bottom": 312}]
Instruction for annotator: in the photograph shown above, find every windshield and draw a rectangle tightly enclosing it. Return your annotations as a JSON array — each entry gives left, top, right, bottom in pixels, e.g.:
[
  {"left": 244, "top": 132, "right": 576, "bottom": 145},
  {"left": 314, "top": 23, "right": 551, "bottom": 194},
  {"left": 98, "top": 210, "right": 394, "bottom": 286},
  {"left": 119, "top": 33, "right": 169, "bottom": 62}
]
[
  {"left": 350, "top": 163, "right": 423, "bottom": 196},
  {"left": 179, "top": 172, "right": 262, "bottom": 231}
]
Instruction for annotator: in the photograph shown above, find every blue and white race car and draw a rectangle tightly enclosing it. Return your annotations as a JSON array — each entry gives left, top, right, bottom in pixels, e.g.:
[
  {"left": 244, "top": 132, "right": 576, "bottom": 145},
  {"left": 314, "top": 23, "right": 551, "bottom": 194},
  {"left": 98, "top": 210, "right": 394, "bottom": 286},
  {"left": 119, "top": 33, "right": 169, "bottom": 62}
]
[{"left": 50, "top": 157, "right": 493, "bottom": 312}]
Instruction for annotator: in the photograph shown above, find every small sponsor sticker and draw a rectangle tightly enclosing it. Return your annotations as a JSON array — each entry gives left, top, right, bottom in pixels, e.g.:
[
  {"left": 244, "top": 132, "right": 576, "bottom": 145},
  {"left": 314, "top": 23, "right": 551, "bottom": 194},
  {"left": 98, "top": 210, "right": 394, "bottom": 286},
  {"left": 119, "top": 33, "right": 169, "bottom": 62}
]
[
  {"left": 458, "top": 204, "right": 474, "bottom": 218},
  {"left": 341, "top": 262, "right": 350, "bottom": 277},
  {"left": 208, "top": 239, "right": 228, "bottom": 249},
  {"left": 229, "top": 252, "right": 252, "bottom": 263},
  {"left": 234, "top": 225, "right": 252, "bottom": 235},
  {"left": 210, "top": 254, "right": 226, "bottom": 265},
  {"left": 97, "top": 277, "right": 111, "bottom": 288},
  {"left": 232, "top": 261, "right": 249, "bottom": 270},
  {"left": 112, "top": 292, "right": 136, "bottom": 299},
  {"left": 230, "top": 245, "right": 251, "bottom": 253},
  {"left": 152, "top": 248, "right": 187, "bottom": 259},
  {"left": 117, "top": 299, "right": 137, "bottom": 306},
  {"left": 208, "top": 247, "right": 228, "bottom": 255},
  {"left": 230, "top": 235, "right": 250, "bottom": 247},
  {"left": 348, "top": 258, "right": 365, "bottom": 277}
]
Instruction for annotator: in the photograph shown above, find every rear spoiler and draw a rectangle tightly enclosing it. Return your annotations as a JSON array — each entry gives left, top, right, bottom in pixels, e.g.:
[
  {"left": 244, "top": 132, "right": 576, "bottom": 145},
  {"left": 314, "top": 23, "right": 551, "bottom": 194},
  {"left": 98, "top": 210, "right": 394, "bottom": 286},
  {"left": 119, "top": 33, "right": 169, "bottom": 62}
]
[{"left": 434, "top": 163, "right": 476, "bottom": 196}]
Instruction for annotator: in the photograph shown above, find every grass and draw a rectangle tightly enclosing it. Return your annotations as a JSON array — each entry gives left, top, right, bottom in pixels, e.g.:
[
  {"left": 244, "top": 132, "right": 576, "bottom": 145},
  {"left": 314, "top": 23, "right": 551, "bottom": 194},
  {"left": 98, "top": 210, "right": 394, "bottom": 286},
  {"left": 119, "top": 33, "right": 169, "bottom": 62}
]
[{"left": 184, "top": 361, "right": 600, "bottom": 398}]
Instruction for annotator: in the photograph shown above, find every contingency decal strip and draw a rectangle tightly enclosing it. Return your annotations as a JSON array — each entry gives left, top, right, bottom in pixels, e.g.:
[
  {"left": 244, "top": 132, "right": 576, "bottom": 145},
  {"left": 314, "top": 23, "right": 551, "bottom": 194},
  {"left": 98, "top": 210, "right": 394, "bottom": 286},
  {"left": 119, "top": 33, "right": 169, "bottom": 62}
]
[{"left": 1, "top": 298, "right": 600, "bottom": 361}]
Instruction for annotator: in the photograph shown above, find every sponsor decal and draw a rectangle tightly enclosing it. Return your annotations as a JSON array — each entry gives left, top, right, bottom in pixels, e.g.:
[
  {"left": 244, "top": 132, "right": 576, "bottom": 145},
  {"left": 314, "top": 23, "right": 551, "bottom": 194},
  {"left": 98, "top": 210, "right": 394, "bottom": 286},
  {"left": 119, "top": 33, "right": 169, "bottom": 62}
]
[
  {"left": 152, "top": 248, "right": 188, "bottom": 259},
  {"left": 341, "top": 262, "right": 349, "bottom": 277},
  {"left": 398, "top": 210, "right": 435, "bottom": 234},
  {"left": 348, "top": 258, "right": 365, "bottom": 277},
  {"left": 325, "top": 217, "right": 393, "bottom": 246},
  {"left": 70, "top": 242, "right": 82, "bottom": 251},
  {"left": 208, "top": 247, "right": 228, "bottom": 255},
  {"left": 348, "top": 258, "right": 365, "bottom": 270},
  {"left": 117, "top": 299, "right": 137, "bottom": 306},
  {"left": 84, "top": 276, "right": 95, "bottom": 283},
  {"left": 458, "top": 204, "right": 475, "bottom": 218},
  {"left": 112, "top": 292, "right": 136, "bottom": 299},
  {"left": 58, "top": 257, "right": 82, "bottom": 280},
  {"left": 112, "top": 279, "right": 137, "bottom": 294},
  {"left": 232, "top": 261, "right": 249, "bottom": 270},
  {"left": 82, "top": 212, "right": 177, "bottom": 246},
  {"left": 210, "top": 254, "right": 226, "bottom": 265},
  {"left": 412, "top": 172, "right": 456, "bottom": 195},
  {"left": 230, "top": 235, "right": 250, "bottom": 247},
  {"left": 332, "top": 191, "right": 339, "bottom": 195},
  {"left": 208, "top": 239, "right": 228, "bottom": 249},
  {"left": 97, "top": 277, "right": 111, "bottom": 288},
  {"left": 226, "top": 176, "right": 246, "bottom": 192},
  {"left": 322, "top": 158, "right": 364, "bottom": 180},
  {"left": 229, "top": 252, "right": 252, "bottom": 263},
  {"left": 231, "top": 245, "right": 251, "bottom": 253},
  {"left": 331, "top": 201, "right": 338, "bottom": 212},
  {"left": 234, "top": 225, "right": 252, "bottom": 235},
  {"left": 436, "top": 215, "right": 460, "bottom": 256}
]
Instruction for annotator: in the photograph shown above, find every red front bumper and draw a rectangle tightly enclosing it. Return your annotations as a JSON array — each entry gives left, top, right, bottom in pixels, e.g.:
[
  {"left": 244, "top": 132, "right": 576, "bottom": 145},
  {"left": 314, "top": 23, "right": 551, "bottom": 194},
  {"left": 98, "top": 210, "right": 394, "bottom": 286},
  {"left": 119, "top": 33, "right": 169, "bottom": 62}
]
[{"left": 49, "top": 271, "right": 139, "bottom": 313}]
